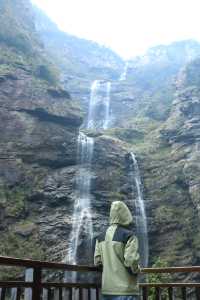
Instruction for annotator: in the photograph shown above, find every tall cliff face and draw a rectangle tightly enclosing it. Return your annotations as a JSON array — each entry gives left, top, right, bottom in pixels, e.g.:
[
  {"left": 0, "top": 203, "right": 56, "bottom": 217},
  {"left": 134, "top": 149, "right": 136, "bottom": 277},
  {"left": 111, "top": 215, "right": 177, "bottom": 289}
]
[
  {"left": 109, "top": 40, "right": 200, "bottom": 127},
  {"left": 0, "top": 0, "right": 131, "bottom": 277},
  {"left": 0, "top": 0, "right": 40, "bottom": 53},
  {"left": 33, "top": 6, "right": 124, "bottom": 113},
  {"left": 161, "top": 58, "right": 200, "bottom": 224},
  {"left": 0, "top": 0, "right": 84, "bottom": 274},
  {"left": 33, "top": 7, "right": 123, "bottom": 79},
  {"left": 120, "top": 56, "right": 200, "bottom": 270},
  {"left": 1, "top": 0, "right": 200, "bottom": 277}
]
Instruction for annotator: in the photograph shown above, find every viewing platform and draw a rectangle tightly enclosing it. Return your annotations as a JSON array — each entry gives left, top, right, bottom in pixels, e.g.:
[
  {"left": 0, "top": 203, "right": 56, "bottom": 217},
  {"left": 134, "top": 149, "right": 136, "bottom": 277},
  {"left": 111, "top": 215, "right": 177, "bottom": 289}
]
[{"left": 0, "top": 256, "right": 200, "bottom": 299}]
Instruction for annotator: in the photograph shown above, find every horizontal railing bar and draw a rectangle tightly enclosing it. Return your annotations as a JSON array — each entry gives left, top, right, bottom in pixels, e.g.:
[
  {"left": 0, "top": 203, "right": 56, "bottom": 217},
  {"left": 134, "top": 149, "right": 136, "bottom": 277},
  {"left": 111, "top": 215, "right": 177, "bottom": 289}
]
[
  {"left": 141, "top": 266, "right": 200, "bottom": 273},
  {"left": 0, "top": 256, "right": 101, "bottom": 272},
  {"left": 139, "top": 283, "right": 200, "bottom": 288},
  {"left": 42, "top": 283, "right": 101, "bottom": 289},
  {"left": 2, "top": 256, "right": 200, "bottom": 274},
  {"left": 0, "top": 281, "right": 101, "bottom": 289},
  {"left": 0, "top": 282, "right": 34, "bottom": 288}
]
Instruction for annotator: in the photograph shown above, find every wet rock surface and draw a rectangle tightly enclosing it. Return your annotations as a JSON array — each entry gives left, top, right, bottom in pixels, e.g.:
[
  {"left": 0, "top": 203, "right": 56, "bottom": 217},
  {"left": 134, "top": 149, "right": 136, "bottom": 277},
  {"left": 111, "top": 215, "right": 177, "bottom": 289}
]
[{"left": 0, "top": 66, "right": 82, "bottom": 266}]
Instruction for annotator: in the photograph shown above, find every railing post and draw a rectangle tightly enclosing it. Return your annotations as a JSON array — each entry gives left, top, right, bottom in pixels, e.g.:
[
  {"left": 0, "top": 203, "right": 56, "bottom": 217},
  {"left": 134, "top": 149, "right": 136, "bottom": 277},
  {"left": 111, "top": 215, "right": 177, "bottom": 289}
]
[
  {"left": 32, "top": 267, "right": 42, "bottom": 300},
  {"left": 155, "top": 287, "right": 161, "bottom": 300},
  {"left": 196, "top": 287, "right": 200, "bottom": 300},
  {"left": 96, "top": 288, "right": 99, "bottom": 300},
  {"left": 168, "top": 287, "right": 173, "bottom": 300},
  {"left": 142, "top": 286, "right": 148, "bottom": 300},
  {"left": 181, "top": 287, "right": 187, "bottom": 300},
  {"left": 58, "top": 287, "right": 63, "bottom": 300},
  {"left": 0, "top": 288, "right": 6, "bottom": 300},
  {"left": 16, "top": 288, "right": 21, "bottom": 300},
  {"left": 79, "top": 288, "right": 83, "bottom": 300}
]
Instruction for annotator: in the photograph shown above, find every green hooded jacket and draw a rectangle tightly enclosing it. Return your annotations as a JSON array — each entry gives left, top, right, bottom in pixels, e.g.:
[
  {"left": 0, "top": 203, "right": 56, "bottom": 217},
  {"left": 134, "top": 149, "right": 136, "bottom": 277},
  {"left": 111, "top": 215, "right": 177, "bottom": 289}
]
[{"left": 94, "top": 201, "right": 140, "bottom": 295}]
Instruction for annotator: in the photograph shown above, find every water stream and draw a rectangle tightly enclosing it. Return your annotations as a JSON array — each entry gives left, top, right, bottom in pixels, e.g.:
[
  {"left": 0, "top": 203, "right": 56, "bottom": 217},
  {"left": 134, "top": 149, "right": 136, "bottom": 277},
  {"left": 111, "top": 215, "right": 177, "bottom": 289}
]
[
  {"left": 119, "top": 61, "right": 128, "bottom": 81},
  {"left": 130, "top": 152, "right": 149, "bottom": 267},
  {"left": 66, "top": 69, "right": 148, "bottom": 272},
  {"left": 66, "top": 80, "right": 111, "bottom": 268},
  {"left": 87, "top": 80, "right": 111, "bottom": 130},
  {"left": 67, "top": 132, "right": 94, "bottom": 265}
]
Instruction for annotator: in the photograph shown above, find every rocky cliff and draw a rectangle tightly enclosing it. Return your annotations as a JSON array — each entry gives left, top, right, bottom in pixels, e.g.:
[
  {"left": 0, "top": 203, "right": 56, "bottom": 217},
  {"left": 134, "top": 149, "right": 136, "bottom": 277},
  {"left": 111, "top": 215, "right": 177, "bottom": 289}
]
[
  {"left": 0, "top": 0, "right": 131, "bottom": 279},
  {"left": 1, "top": 0, "right": 200, "bottom": 280},
  {"left": 0, "top": 0, "right": 83, "bottom": 276}
]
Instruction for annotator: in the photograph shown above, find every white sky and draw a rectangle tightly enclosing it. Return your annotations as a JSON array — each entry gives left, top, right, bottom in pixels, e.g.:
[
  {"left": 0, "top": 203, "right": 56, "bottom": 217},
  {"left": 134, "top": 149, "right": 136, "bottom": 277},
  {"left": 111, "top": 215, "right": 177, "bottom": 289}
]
[{"left": 31, "top": 0, "right": 200, "bottom": 59}]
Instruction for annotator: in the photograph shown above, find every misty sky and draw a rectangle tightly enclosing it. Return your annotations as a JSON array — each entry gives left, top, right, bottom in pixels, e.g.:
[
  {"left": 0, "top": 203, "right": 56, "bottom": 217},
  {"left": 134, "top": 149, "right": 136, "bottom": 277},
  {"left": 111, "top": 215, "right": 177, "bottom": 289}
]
[{"left": 31, "top": 0, "right": 200, "bottom": 58}]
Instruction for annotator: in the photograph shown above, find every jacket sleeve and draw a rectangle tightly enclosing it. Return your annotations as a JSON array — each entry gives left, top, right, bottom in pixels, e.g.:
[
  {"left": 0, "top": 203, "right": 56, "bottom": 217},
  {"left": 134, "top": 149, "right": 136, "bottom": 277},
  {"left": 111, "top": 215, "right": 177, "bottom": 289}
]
[
  {"left": 124, "top": 235, "right": 140, "bottom": 274},
  {"left": 94, "top": 239, "right": 102, "bottom": 266}
]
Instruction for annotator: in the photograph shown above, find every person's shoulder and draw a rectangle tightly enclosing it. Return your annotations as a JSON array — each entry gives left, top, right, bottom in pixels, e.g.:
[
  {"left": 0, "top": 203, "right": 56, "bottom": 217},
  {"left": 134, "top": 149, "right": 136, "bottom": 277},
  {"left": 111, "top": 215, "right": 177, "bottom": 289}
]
[
  {"left": 113, "top": 225, "right": 133, "bottom": 243},
  {"left": 96, "top": 230, "right": 107, "bottom": 242}
]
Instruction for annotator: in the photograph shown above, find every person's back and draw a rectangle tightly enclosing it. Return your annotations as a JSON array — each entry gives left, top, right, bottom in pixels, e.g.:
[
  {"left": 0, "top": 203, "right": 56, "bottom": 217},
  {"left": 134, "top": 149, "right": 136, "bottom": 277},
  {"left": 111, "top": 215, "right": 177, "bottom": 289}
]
[{"left": 94, "top": 201, "right": 140, "bottom": 300}]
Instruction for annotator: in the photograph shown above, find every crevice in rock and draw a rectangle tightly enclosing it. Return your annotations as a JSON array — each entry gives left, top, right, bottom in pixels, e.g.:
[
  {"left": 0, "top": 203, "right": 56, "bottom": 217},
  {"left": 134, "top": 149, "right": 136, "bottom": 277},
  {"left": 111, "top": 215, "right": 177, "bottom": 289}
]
[{"left": 16, "top": 107, "right": 82, "bottom": 127}]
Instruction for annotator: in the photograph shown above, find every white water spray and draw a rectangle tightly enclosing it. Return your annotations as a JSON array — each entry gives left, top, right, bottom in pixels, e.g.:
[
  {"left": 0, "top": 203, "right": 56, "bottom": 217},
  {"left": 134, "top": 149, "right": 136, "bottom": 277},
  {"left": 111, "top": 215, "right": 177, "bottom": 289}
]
[
  {"left": 87, "top": 80, "right": 100, "bottom": 129},
  {"left": 119, "top": 62, "right": 128, "bottom": 81},
  {"left": 130, "top": 152, "right": 149, "bottom": 267},
  {"left": 87, "top": 80, "right": 111, "bottom": 130},
  {"left": 66, "top": 80, "right": 111, "bottom": 268},
  {"left": 67, "top": 132, "right": 94, "bottom": 265},
  {"left": 104, "top": 82, "right": 111, "bottom": 129}
]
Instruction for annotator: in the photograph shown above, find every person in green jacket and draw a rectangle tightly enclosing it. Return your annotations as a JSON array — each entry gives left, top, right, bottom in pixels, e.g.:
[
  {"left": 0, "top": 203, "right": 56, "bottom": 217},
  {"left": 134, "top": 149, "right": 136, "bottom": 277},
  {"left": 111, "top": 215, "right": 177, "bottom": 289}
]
[{"left": 94, "top": 201, "right": 140, "bottom": 300}]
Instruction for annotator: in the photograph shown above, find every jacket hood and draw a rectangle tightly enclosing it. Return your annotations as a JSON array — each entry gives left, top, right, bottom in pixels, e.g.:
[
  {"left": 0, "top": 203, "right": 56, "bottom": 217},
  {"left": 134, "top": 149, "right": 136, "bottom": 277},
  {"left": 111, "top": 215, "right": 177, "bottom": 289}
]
[{"left": 109, "top": 201, "right": 133, "bottom": 226}]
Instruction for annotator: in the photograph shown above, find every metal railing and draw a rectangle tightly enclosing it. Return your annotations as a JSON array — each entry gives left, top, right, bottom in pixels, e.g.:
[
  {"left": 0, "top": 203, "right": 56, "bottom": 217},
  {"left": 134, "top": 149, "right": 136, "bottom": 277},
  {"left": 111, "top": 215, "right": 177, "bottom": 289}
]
[
  {"left": 0, "top": 256, "right": 101, "bottom": 300},
  {"left": 140, "top": 266, "right": 200, "bottom": 299},
  {"left": 1, "top": 256, "right": 200, "bottom": 299}
]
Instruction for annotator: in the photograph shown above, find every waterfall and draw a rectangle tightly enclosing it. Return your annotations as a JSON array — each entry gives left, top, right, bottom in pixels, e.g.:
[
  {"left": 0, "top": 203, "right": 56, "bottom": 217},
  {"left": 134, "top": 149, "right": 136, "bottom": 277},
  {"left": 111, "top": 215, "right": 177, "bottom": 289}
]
[
  {"left": 65, "top": 80, "right": 111, "bottom": 268},
  {"left": 87, "top": 80, "right": 100, "bottom": 129},
  {"left": 130, "top": 152, "right": 148, "bottom": 267},
  {"left": 104, "top": 82, "right": 111, "bottom": 130},
  {"left": 67, "top": 132, "right": 94, "bottom": 265},
  {"left": 119, "top": 63, "right": 148, "bottom": 266},
  {"left": 87, "top": 80, "right": 111, "bottom": 130},
  {"left": 119, "top": 61, "right": 128, "bottom": 81}
]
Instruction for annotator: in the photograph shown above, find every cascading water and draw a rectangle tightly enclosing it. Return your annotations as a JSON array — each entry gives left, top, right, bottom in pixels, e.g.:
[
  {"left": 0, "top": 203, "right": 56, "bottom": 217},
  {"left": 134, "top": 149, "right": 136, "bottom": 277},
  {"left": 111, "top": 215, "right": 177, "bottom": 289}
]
[
  {"left": 119, "top": 62, "right": 148, "bottom": 266},
  {"left": 87, "top": 80, "right": 111, "bottom": 130},
  {"left": 87, "top": 80, "right": 100, "bottom": 129},
  {"left": 130, "top": 152, "right": 148, "bottom": 267},
  {"left": 65, "top": 80, "right": 111, "bottom": 268},
  {"left": 67, "top": 132, "right": 94, "bottom": 265},
  {"left": 103, "top": 82, "right": 111, "bottom": 130},
  {"left": 119, "top": 61, "right": 128, "bottom": 81}
]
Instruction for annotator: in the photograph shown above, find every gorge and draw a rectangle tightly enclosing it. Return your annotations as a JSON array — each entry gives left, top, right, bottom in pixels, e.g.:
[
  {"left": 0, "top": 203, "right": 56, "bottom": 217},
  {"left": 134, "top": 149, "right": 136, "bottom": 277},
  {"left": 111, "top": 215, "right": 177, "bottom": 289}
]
[{"left": 0, "top": 0, "right": 200, "bottom": 285}]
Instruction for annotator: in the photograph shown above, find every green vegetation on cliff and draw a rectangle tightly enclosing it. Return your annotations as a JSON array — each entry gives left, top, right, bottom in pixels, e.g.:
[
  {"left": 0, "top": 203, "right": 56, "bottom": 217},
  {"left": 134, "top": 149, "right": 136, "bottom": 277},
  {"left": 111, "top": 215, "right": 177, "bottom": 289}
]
[
  {"left": 0, "top": 231, "right": 45, "bottom": 279},
  {"left": 0, "top": 0, "right": 60, "bottom": 85},
  {"left": 0, "top": 0, "right": 200, "bottom": 277}
]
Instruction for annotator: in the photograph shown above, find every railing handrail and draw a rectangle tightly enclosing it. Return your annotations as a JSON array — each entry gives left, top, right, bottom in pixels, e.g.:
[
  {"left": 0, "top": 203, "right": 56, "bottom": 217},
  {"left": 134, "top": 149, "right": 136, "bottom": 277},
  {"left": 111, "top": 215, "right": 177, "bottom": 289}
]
[
  {"left": 0, "top": 281, "right": 101, "bottom": 288},
  {"left": 0, "top": 256, "right": 101, "bottom": 272},
  {"left": 139, "top": 283, "right": 200, "bottom": 287},
  {"left": 1, "top": 256, "right": 200, "bottom": 273},
  {"left": 140, "top": 266, "right": 200, "bottom": 273},
  {"left": 1, "top": 256, "right": 200, "bottom": 300}
]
